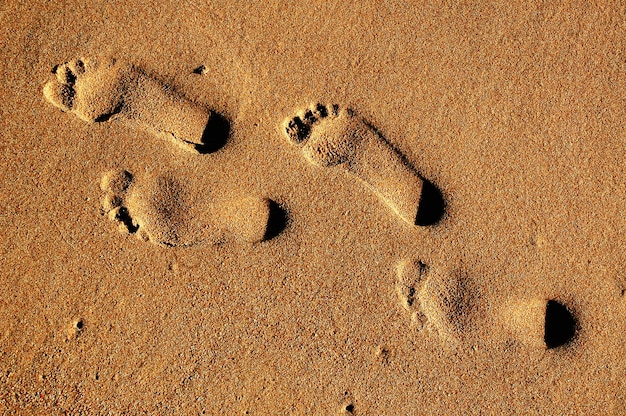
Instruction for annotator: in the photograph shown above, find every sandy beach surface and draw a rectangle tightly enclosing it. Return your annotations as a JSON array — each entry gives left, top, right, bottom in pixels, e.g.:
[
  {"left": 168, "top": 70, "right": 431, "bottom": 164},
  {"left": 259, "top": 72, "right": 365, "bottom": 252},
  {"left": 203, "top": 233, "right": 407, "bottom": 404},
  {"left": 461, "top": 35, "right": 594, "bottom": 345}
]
[{"left": 1, "top": 1, "right": 625, "bottom": 414}]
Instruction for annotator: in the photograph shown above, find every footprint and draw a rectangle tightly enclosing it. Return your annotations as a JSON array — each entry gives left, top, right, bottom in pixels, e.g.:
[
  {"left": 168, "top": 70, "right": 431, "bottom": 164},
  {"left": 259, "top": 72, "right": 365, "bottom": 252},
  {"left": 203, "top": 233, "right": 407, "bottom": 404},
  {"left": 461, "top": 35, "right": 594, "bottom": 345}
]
[
  {"left": 397, "top": 260, "right": 478, "bottom": 343},
  {"left": 501, "top": 298, "right": 577, "bottom": 349},
  {"left": 43, "top": 57, "right": 229, "bottom": 153},
  {"left": 395, "top": 259, "right": 429, "bottom": 329},
  {"left": 100, "top": 169, "right": 281, "bottom": 247},
  {"left": 283, "top": 104, "right": 444, "bottom": 226}
]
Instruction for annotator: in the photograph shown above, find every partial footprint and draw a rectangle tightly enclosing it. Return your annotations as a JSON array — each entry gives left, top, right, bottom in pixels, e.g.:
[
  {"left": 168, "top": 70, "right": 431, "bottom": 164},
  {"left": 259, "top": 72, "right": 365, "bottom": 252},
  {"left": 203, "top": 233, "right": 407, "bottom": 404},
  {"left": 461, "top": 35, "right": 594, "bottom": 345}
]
[
  {"left": 395, "top": 259, "right": 429, "bottom": 329},
  {"left": 397, "top": 260, "right": 479, "bottom": 344},
  {"left": 283, "top": 104, "right": 444, "bottom": 226},
  {"left": 501, "top": 298, "right": 577, "bottom": 349},
  {"left": 398, "top": 261, "right": 578, "bottom": 349},
  {"left": 43, "top": 57, "right": 229, "bottom": 153},
  {"left": 100, "top": 170, "right": 281, "bottom": 247}
]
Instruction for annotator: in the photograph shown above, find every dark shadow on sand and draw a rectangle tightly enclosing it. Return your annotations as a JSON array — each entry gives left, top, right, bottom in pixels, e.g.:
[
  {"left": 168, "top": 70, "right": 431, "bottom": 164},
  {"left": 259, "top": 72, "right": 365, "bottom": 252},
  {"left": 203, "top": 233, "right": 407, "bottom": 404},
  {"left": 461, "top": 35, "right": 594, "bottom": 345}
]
[
  {"left": 264, "top": 200, "right": 288, "bottom": 241},
  {"left": 415, "top": 179, "right": 445, "bottom": 226},
  {"left": 545, "top": 300, "right": 576, "bottom": 349},
  {"left": 195, "top": 112, "right": 230, "bottom": 154}
]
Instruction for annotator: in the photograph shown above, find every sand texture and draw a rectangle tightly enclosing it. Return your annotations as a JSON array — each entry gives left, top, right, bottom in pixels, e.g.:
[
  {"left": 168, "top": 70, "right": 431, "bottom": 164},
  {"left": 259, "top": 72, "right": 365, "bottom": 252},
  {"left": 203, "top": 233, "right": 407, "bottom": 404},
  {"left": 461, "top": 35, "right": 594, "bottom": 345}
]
[{"left": 1, "top": 1, "right": 625, "bottom": 414}]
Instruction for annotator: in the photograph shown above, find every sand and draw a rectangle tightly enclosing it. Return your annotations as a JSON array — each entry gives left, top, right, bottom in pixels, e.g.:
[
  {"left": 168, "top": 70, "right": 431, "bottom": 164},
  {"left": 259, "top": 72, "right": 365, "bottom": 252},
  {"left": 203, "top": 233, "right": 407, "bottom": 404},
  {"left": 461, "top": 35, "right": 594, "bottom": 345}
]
[{"left": 1, "top": 1, "right": 625, "bottom": 414}]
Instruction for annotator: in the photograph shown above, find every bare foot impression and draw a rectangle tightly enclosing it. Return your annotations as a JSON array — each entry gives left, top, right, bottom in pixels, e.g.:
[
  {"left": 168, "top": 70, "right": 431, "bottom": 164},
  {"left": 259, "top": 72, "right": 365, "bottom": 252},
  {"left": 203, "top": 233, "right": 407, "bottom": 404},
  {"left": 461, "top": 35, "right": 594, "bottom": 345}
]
[
  {"left": 396, "top": 259, "right": 429, "bottom": 329},
  {"left": 398, "top": 260, "right": 578, "bottom": 350},
  {"left": 396, "top": 260, "right": 479, "bottom": 344},
  {"left": 43, "top": 57, "right": 229, "bottom": 153},
  {"left": 100, "top": 170, "right": 284, "bottom": 247},
  {"left": 283, "top": 104, "right": 444, "bottom": 226}
]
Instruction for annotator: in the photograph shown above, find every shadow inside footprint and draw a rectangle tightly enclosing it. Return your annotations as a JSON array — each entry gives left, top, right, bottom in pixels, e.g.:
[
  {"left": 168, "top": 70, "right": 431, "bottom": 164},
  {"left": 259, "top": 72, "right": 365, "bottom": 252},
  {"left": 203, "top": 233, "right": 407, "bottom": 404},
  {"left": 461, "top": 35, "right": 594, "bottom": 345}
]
[
  {"left": 264, "top": 200, "right": 288, "bottom": 241},
  {"left": 544, "top": 300, "right": 576, "bottom": 349},
  {"left": 115, "top": 206, "right": 139, "bottom": 234},
  {"left": 415, "top": 179, "right": 445, "bottom": 226},
  {"left": 93, "top": 102, "right": 124, "bottom": 122},
  {"left": 196, "top": 112, "right": 230, "bottom": 154}
]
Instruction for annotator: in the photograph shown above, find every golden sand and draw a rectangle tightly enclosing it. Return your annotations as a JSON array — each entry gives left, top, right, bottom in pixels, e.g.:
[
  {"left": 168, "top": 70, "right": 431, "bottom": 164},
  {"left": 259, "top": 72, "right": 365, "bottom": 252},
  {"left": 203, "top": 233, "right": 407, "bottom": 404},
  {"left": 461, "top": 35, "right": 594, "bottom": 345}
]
[{"left": 1, "top": 1, "right": 625, "bottom": 414}]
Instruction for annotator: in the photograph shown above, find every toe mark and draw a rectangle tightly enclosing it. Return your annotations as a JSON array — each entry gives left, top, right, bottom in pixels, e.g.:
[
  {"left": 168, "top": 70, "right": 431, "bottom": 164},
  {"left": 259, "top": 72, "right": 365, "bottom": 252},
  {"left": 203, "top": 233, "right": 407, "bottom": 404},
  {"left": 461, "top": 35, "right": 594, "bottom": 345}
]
[
  {"left": 115, "top": 206, "right": 139, "bottom": 234},
  {"left": 415, "top": 179, "right": 445, "bottom": 226},
  {"left": 64, "top": 68, "right": 77, "bottom": 85},
  {"left": 285, "top": 104, "right": 338, "bottom": 145},
  {"left": 315, "top": 103, "right": 328, "bottom": 118},
  {"left": 406, "top": 287, "right": 416, "bottom": 307},
  {"left": 102, "top": 170, "right": 133, "bottom": 194},
  {"left": 74, "top": 60, "right": 85, "bottom": 74},
  {"left": 303, "top": 109, "right": 317, "bottom": 125},
  {"left": 286, "top": 116, "right": 310, "bottom": 144}
]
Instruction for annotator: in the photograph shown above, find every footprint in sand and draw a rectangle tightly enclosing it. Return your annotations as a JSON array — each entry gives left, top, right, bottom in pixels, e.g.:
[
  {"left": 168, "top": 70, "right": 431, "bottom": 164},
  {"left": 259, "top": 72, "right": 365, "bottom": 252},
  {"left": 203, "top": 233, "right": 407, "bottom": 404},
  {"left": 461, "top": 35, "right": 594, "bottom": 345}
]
[
  {"left": 395, "top": 259, "right": 429, "bottom": 329},
  {"left": 43, "top": 57, "right": 229, "bottom": 153},
  {"left": 501, "top": 298, "right": 577, "bottom": 349},
  {"left": 397, "top": 260, "right": 579, "bottom": 349},
  {"left": 100, "top": 169, "right": 284, "bottom": 247},
  {"left": 283, "top": 104, "right": 444, "bottom": 226},
  {"left": 396, "top": 260, "right": 479, "bottom": 344}
]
